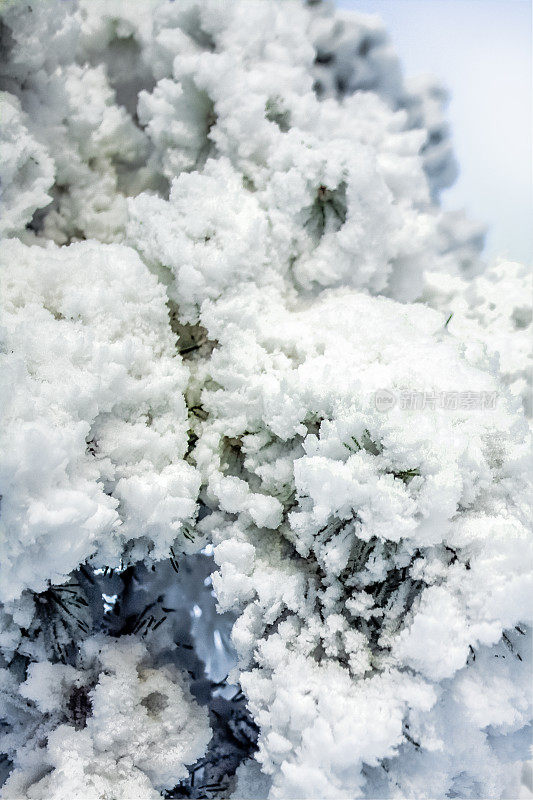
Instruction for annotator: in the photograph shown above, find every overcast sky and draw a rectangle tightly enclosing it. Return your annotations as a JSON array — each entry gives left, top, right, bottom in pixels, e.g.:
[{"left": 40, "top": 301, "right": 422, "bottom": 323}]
[{"left": 336, "top": 0, "right": 532, "bottom": 265}]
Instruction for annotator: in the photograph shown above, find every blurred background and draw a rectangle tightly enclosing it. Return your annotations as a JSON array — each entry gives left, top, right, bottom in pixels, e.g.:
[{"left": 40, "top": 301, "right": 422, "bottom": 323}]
[{"left": 336, "top": 0, "right": 532, "bottom": 266}]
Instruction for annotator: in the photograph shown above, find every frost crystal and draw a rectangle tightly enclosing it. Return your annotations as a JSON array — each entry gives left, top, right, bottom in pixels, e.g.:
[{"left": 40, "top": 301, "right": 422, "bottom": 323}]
[
  {"left": 0, "top": 1, "right": 531, "bottom": 798},
  {"left": 1, "top": 637, "right": 211, "bottom": 799}
]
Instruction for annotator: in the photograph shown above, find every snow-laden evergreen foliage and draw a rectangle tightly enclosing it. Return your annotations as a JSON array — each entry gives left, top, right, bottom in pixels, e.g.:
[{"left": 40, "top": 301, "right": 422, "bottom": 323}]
[{"left": 0, "top": 1, "right": 531, "bottom": 798}]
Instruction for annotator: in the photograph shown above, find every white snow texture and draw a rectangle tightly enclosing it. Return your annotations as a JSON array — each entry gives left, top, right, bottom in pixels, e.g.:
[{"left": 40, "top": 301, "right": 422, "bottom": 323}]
[{"left": 0, "top": 1, "right": 531, "bottom": 799}]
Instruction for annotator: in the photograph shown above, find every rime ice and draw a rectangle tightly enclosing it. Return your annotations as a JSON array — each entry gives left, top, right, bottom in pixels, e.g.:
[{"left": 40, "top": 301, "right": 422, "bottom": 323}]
[{"left": 0, "top": 1, "right": 531, "bottom": 799}]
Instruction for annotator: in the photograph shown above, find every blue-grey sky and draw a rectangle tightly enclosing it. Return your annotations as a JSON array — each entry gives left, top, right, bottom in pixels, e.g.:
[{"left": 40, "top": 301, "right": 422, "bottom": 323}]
[{"left": 336, "top": 0, "right": 532, "bottom": 265}]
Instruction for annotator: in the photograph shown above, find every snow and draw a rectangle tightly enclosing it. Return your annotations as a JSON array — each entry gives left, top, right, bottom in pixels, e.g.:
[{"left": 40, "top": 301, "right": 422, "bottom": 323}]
[
  {"left": 2, "top": 637, "right": 211, "bottom": 798},
  {"left": 0, "top": 0, "right": 531, "bottom": 797},
  {"left": 0, "top": 239, "right": 199, "bottom": 600}
]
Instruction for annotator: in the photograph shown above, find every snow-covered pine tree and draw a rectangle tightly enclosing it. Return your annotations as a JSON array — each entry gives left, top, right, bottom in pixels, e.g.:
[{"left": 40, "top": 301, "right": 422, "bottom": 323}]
[{"left": 0, "top": 1, "right": 531, "bottom": 798}]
